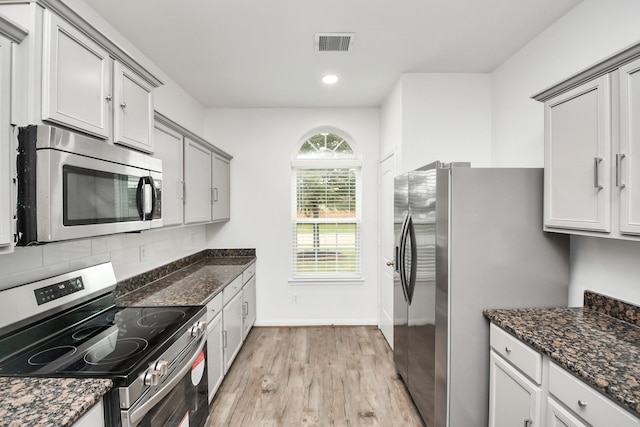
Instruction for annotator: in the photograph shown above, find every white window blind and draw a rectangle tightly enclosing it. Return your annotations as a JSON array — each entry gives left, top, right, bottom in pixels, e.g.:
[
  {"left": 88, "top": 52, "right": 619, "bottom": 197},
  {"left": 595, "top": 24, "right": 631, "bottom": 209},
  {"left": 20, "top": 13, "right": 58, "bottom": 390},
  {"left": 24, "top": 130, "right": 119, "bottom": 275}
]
[{"left": 292, "top": 168, "right": 361, "bottom": 277}]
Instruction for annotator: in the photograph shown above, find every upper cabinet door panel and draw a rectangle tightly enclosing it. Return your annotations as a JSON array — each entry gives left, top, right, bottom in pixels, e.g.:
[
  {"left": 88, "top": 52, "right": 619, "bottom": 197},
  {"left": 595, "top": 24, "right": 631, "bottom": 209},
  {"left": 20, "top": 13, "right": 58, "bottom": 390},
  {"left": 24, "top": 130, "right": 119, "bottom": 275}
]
[
  {"left": 619, "top": 58, "right": 640, "bottom": 235},
  {"left": 42, "top": 11, "right": 111, "bottom": 138},
  {"left": 212, "top": 155, "right": 230, "bottom": 222},
  {"left": 154, "top": 123, "right": 184, "bottom": 226},
  {"left": 184, "top": 138, "right": 212, "bottom": 224},
  {"left": 114, "top": 62, "right": 154, "bottom": 153},
  {"left": 544, "top": 75, "right": 611, "bottom": 232}
]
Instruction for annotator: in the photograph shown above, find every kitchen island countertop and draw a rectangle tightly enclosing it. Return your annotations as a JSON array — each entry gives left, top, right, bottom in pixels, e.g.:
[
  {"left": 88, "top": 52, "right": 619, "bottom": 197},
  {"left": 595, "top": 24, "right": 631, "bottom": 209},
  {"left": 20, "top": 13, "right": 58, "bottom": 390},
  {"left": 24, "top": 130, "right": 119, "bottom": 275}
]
[
  {"left": 0, "top": 377, "right": 112, "bottom": 427},
  {"left": 484, "top": 290, "right": 640, "bottom": 417}
]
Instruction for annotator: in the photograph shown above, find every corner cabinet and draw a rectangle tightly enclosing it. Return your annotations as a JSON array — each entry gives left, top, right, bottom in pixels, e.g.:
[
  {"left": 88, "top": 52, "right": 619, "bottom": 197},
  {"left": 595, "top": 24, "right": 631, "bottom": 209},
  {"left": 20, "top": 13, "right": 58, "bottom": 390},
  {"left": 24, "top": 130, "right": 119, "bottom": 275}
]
[{"left": 535, "top": 44, "right": 640, "bottom": 240}]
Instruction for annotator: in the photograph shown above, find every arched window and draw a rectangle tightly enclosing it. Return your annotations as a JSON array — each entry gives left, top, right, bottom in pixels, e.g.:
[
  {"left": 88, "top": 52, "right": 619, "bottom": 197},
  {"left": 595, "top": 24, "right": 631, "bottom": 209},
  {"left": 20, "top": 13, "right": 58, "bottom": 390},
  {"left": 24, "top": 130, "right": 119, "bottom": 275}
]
[{"left": 291, "top": 130, "right": 362, "bottom": 279}]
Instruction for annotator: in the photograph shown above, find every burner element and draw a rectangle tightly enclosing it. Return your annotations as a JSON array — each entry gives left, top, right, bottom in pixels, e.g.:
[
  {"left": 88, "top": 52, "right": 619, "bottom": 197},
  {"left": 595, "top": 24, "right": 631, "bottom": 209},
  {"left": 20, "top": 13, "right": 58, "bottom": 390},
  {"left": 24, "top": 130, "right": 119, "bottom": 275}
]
[
  {"left": 85, "top": 338, "right": 149, "bottom": 365},
  {"left": 72, "top": 325, "right": 109, "bottom": 341},
  {"left": 136, "top": 309, "right": 186, "bottom": 328},
  {"left": 28, "top": 345, "right": 77, "bottom": 366}
]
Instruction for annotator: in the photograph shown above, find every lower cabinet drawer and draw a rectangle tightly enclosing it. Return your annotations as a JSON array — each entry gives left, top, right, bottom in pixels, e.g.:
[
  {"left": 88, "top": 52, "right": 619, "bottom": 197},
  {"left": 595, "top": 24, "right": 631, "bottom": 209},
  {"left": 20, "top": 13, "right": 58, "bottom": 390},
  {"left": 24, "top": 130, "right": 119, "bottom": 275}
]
[
  {"left": 222, "top": 276, "right": 243, "bottom": 305},
  {"left": 548, "top": 362, "right": 640, "bottom": 427},
  {"left": 490, "top": 323, "right": 542, "bottom": 384}
]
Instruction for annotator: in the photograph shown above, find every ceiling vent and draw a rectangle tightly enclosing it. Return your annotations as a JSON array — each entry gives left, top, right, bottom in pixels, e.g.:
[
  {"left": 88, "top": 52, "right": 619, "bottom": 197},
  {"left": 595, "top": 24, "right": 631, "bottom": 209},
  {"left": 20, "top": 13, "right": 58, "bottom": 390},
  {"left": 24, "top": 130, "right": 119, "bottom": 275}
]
[{"left": 314, "top": 33, "right": 355, "bottom": 52}]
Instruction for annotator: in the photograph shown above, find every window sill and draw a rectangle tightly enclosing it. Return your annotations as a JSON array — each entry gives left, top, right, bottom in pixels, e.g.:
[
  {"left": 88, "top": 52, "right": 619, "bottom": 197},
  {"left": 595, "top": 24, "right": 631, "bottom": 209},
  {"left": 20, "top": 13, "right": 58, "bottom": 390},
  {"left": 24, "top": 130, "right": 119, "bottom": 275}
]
[{"left": 288, "top": 276, "right": 364, "bottom": 286}]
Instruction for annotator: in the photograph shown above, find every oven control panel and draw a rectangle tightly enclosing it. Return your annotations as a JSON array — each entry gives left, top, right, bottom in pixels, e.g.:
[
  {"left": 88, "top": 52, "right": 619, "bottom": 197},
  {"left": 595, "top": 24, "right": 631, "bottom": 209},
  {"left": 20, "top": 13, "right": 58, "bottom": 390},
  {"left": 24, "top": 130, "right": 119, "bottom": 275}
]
[{"left": 34, "top": 276, "right": 85, "bottom": 305}]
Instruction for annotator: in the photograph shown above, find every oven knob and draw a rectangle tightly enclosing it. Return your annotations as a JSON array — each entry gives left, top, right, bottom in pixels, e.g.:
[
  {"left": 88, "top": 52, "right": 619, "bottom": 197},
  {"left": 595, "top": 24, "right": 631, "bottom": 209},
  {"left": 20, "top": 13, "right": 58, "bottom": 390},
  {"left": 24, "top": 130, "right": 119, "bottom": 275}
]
[
  {"left": 190, "top": 321, "right": 207, "bottom": 338},
  {"left": 154, "top": 360, "right": 169, "bottom": 377},
  {"left": 198, "top": 321, "right": 207, "bottom": 334},
  {"left": 144, "top": 370, "right": 160, "bottom": 386}
]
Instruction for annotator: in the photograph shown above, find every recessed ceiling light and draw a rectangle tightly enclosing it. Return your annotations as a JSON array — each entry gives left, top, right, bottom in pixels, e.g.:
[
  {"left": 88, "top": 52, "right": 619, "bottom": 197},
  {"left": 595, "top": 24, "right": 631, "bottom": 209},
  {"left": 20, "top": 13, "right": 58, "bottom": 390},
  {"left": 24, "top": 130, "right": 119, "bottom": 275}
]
[{"left": 322, "top": 74, "right": 339, "bottom": 85}]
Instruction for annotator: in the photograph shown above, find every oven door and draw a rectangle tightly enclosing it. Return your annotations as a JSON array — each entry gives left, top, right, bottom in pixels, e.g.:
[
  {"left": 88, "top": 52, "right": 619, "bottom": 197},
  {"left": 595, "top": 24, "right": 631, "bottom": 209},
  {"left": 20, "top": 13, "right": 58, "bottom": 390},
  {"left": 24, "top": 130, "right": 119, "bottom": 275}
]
[
  {"left": 121, "top": 338, "right": 209, "bottom": 427},
  {"left": 36, "top": 149, "right": 159, "bottom": 242}
]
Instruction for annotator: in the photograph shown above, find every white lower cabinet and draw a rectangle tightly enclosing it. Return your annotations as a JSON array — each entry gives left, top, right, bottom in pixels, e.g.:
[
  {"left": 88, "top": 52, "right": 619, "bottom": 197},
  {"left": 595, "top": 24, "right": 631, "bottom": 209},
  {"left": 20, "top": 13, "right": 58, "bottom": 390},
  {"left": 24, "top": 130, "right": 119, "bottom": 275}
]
[
  {"left": 72, "top": 399, "right": 104, "bottom": 427},
  {"left": 547, "top": 397, "right": 588, "bottom": 427},
  {"left": 489, "top": 324, "right": 640, "bottom": 427},
  {"left": 222, "top": 291, "right": 243, "bottom": 374},
  {"left": 242, "top": 274, "right": 256, "bottom": 340},
  {"left": 207, "top": 311, "right": 223, "bottom": 403},
  {"left": 489, "top": 350, "right": 541, "bottom": 427}
]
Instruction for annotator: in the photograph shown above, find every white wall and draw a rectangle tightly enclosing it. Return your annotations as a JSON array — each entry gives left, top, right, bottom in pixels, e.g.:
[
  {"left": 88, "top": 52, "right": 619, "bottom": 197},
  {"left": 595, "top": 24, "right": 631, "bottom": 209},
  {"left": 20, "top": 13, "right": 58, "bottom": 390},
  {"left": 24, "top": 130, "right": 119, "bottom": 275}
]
[
  {"left": 203, "top": 108, "right": 380, "bottom": 326},
  {"left": 381, "top": 73, "right": 492, "bottom": 174},
  {"left": 491, "top": 0, "right": 640, "bottom": 306}
]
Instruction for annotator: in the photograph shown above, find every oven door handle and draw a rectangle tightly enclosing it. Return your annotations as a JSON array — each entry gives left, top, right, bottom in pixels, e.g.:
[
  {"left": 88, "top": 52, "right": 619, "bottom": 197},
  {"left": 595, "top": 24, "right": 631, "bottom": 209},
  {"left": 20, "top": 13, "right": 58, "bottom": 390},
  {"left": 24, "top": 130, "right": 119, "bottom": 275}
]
[{"left": 126, "top": 336, "right": 207, "bottom": 427}]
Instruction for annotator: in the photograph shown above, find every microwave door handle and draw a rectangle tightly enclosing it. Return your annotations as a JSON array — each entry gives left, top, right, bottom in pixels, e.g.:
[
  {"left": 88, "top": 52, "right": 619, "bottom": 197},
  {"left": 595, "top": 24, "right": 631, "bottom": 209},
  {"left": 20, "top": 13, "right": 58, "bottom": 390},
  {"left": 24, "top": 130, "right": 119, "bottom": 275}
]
[
  {"left": 149, "top": 177, "right": 157, "bottom": 218},
  {"left": 144, "top": 177, "right": 154, "bottom": 219},
  {"left": 136, "top": 177, "right": 145, "bottom": 220}
]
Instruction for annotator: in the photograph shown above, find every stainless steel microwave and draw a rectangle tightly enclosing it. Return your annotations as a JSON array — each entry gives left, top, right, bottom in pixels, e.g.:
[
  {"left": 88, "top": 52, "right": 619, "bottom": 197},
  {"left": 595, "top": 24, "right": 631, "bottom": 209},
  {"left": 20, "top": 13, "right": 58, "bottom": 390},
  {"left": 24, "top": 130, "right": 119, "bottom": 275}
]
[{"left": 16, "top": 125, "right": 162, "bottom": 245}]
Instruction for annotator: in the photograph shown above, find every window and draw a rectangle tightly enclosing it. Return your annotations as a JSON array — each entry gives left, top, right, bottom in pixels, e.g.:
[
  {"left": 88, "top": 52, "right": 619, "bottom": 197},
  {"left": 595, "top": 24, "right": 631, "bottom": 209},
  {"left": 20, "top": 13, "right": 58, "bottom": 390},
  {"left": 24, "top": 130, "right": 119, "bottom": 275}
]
[{"left": 292, "top": 131, "right": 361, "bottom": 279}]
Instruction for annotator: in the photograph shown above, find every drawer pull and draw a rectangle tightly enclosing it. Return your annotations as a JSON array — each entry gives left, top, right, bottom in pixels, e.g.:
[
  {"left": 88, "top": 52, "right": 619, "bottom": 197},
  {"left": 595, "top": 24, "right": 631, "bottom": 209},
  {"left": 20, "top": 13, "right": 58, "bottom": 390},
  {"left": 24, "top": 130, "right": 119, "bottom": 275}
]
[
  {"left": 524, "top": 420, "right": 532, "bottom": 427},
  {"left": 505, "top": 347, "right": 512, "bottom": 354},
  {"left": 578, "top": 400, "right": 588, "bottom": 408}
]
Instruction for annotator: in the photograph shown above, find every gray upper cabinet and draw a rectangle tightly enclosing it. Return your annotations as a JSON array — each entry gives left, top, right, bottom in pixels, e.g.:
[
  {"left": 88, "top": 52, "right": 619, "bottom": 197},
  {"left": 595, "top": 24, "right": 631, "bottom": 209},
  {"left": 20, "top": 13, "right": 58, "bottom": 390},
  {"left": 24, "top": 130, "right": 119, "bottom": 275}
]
[
  {"left": 618, "top": 58, "right": 640, "bottom": 235},
  {"left": 184, "top": 138, "right": 213, "bottom": 224},
  {"left": 543, "top": 75, "right": 611, "bottom": 233},
  {"left": 42, "top": 11, "right": 111, "bottom": 139},
  {"left": 113, "top": 61, "right": 154, "bottom": 152},
  {"left": 2, "top": 2, "right": 162, "bottom": 150},
  {"left": 0, "top": 17, "right": 27, "bottom": 254},
  {"left": 535, "top": 42, "right": 640, "bottom": 240},
  {"left": 212, "top": 155, "right": 230, "bottom": 222},
  {"left": 153, "top": 122, "right": 184, "bottom": 226}
]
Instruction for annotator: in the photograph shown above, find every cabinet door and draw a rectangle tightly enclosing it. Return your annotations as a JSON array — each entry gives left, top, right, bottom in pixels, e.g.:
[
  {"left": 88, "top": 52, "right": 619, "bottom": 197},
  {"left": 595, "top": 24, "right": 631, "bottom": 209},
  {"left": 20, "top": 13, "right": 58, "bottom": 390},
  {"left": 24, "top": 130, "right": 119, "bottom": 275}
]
[
  {"left": 544, "top": 75, "right": 611, "bottom": 232},
  {"left": 72, "top": 399, "right": 104, "bottom": 427},
  {"left": 242, "top": 275, "right": 256, "bottom": 340},
  {"left": 0, "top": 33, "right": 12, "bottom": 249},
  {"left": 619, "top": 58, "right": 640, "bottom": 235},
  {"left": 113, "top": 62, "right": 154, "bottom": 152},
  {"left": 154, "top": 123, "right": 184, "bottom": 226},
  {"left": 223, "top": 291, "right": 243, "bottom": 374},
  {"left": 184, "top": 138, "right": 212, "bottom": 224},
  {"left": 547, "top": 397, "right": 588, "bottom": 427},
  {"left": 212, "top": 155, "right": 230, "bottom": 222},
  {"left": 489, "top": 351, "right": 541, "bottom": 427},
  {"left": 207, "top": 312, "right": 223, "bottom": 403},
  {"left": 42, "top": 11, "right": 111, "bottom": 139}
]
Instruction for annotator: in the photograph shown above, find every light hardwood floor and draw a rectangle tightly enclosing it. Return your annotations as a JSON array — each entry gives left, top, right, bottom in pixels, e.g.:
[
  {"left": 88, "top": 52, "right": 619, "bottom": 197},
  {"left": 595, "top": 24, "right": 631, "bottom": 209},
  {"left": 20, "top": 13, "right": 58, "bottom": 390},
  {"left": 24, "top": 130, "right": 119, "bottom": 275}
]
[{"left": 208, "top": 326, "right": 425, "bottom": 427}]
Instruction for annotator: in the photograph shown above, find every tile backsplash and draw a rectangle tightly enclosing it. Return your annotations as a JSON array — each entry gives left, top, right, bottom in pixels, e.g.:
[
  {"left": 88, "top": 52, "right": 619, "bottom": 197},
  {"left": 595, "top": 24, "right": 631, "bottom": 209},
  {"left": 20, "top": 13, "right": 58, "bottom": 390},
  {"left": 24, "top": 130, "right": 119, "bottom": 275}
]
[{"left": 0, "top": 225, "right": 208, "bottom": 291}]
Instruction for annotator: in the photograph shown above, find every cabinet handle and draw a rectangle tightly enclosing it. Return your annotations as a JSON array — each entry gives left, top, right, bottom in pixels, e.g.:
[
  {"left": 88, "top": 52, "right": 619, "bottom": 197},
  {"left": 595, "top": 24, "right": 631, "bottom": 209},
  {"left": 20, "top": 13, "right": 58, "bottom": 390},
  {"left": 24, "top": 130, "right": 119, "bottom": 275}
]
[
  {"left": 223, "top": 330, "right": 227, "bottom": 348},
  {"left": 593, "top": 157, "right": 603, "bottom": 190},
  {"left": 120, "top": 101, "right": 127, "bottom": 109},
  {"left": 616, "top": 153, "right": 627, "bottom": 188},
  {"left": 243, "top": 301, "right": 249, "bottom": 319},
  {"left": 105, "top": 94, "right": 112, "bottom": 101},
  {"left": 505, "top": 347, "right": 512, "bottom": 354},
  {"left": 213, "top": 187, "right": 219, "bottom": 202},
  {"left": 577, "top": 400, "right": 588, "bottom": 408},
  {"left": 178, "top": 181, "right": 184, "bottom": 201},
  {"left": 524, "top": 420, "right": 532, "bottom": 427}
]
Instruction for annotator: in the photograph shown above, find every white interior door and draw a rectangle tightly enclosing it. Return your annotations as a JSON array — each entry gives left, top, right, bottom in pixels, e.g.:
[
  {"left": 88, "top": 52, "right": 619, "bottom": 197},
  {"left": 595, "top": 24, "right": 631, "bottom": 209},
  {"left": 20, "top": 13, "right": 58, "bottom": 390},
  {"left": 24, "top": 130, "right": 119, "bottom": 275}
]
[{"left": 378, "top": 152, "right": 395, "bottom": 348}]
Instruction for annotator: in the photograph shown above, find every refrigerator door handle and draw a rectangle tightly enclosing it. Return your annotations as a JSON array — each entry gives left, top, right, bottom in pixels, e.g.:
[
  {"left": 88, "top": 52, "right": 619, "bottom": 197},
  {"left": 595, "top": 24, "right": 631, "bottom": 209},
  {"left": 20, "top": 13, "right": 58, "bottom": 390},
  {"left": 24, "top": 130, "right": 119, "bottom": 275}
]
[
  {"left": 398, "top": 214, "right": 411, "bottom": 303},
  {"left": 406, "top": 215, "right": 417, "bottom": 304}
]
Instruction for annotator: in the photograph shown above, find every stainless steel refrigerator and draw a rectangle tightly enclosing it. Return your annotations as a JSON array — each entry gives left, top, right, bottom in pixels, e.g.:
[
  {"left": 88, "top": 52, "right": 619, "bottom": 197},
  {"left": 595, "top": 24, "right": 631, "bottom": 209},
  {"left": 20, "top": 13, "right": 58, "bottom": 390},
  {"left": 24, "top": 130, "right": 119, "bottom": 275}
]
[{"left": 393, "top": 162, "right": 569, "bottom": 427}]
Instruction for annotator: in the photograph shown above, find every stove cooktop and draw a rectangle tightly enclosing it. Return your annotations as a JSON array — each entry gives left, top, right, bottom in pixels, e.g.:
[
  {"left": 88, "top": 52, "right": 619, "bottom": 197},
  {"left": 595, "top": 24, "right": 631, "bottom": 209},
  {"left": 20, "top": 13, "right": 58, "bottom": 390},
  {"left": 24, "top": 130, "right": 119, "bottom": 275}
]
[{"left": 0, "top": 295, "right": 205, "bottom": 383}]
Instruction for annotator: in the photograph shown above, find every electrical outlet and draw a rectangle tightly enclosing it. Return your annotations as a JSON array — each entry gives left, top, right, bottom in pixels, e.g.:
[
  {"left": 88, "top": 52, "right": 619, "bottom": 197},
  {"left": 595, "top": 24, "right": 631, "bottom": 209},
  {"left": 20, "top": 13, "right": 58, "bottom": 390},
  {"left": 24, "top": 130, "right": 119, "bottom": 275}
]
[
  {"left": 292, "top": 293, "right": 299, "bottom": 303},
  {"left": 139, "top": 245, "right": 148, "bottom": 262}
]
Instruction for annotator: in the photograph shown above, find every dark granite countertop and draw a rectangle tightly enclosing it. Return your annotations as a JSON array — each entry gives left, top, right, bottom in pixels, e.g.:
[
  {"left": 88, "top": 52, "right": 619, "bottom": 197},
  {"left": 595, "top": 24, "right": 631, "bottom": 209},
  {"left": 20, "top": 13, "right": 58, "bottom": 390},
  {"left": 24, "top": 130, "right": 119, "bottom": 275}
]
[
  {"left": 115, "top": 255, "right": 255, "bottom": 306},
  {"left": 0, "top": 377, "right": 112, "bottom": 427},
  {"left": 484, "top": 291, "right": 640, "bottom": 416},
  {"left": 0, "top": 249, "right": 256, "bottom": 426}
]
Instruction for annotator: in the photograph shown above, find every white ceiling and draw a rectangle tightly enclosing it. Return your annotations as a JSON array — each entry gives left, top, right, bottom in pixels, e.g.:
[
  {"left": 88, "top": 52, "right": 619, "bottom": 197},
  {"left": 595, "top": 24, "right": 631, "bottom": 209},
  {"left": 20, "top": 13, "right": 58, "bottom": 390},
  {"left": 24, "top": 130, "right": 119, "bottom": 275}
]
[{"left": 83, "top": 0, "right": 582, "bottom": 108}]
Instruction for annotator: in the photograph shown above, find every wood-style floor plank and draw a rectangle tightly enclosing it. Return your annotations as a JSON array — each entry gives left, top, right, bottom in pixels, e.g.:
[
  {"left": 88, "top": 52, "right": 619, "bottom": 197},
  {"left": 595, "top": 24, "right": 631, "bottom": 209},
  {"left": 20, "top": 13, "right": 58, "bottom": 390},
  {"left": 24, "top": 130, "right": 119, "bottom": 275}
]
[{"left": 208, "top": 326, "right": 425, "bottom": 427}]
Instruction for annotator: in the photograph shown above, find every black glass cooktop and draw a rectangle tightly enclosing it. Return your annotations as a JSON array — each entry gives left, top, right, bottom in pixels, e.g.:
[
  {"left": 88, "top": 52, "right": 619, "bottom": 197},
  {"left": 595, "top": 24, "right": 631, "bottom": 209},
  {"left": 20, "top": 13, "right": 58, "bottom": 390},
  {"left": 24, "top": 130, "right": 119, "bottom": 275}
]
[{"left": 0, "top": 294, "right": 205, "bottom": 383}]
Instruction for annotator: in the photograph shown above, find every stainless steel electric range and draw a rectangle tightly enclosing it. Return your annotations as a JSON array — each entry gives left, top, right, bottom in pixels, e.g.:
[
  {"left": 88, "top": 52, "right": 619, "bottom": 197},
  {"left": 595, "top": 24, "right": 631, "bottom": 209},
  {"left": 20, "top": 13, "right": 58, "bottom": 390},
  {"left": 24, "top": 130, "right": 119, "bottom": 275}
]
[{"left": 0, "top": 262, "right": 209, "bottom": 427}]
